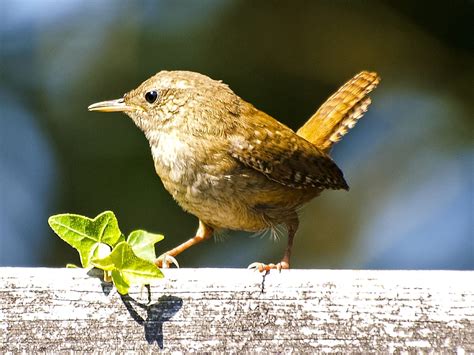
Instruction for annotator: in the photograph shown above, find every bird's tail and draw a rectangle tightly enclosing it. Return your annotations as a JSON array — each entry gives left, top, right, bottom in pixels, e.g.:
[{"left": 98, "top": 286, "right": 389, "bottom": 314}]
[{"left": 296, "top": 71, "right": 380, "bottom": 153}]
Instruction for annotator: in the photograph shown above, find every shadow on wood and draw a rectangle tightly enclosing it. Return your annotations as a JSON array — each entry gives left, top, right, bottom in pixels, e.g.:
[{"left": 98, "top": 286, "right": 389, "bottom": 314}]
[{"left": 121, "top": 294, "right": 183, "bottom": 348}]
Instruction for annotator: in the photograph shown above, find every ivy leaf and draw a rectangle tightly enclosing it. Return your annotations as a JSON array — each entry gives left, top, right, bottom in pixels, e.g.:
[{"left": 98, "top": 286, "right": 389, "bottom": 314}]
[
  {"left": 48, "top": 211, "right": 122, "bottom": 267},
  {"left": 127, "top": 230, "right": 164, "bottom": 263},
  {"left": 111, "top": 270, "right": 130, "bottom": 295},
  {"left": 91, "top": 241, "right": 163, "bottom": 295}
]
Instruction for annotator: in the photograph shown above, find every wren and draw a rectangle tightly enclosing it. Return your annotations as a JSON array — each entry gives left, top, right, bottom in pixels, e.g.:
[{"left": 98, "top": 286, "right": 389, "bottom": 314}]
[{"left": 88, "top": 70, "right": 380, "bottom": 271}]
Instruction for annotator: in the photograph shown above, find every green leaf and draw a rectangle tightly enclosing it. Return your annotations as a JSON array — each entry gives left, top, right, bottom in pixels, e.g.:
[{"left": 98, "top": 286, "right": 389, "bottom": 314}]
[
  {"left": 66, "top": 263, "right": 80, "bottom": 268},
  {"left": 48, "top": 211, "right": 122, "bottom": 267},
  {"left": 111, "top": 270, "right": 130, "bottom": 295},
  {"left": 127, "top": 230, "right": 164, "bottom": 262},
  {"left": 91, "top": 251, "right": 115, "bottom": 271},
  {"left": 92, "top": 241, "right": 163, "bottom": 289}
]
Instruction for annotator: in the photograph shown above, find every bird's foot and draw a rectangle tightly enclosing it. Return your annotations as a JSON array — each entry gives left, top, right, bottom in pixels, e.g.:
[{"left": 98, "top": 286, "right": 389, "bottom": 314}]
[
  {"left": 247, "top": 261, "right": 289, "bottom": 273},
  {"left": 154, "top": 254, "right": 180, "bottom": 269}
]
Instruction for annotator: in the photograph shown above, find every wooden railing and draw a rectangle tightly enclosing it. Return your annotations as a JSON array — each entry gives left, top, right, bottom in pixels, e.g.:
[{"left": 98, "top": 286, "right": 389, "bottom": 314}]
[{"left": 1, "top": 268, "right": 473, "bottom": 352}]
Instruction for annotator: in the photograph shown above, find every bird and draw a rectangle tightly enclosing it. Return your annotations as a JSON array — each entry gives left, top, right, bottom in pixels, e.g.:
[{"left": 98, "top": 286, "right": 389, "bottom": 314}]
[{"left": 88, "top": 70, "right": 380, "bottom": 271}]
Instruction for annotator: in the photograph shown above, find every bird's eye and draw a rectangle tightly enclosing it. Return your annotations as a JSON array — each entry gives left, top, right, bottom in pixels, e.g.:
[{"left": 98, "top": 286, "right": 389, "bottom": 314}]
[{"left": 145, "top": 90, "right": 159, "bottom": 104}]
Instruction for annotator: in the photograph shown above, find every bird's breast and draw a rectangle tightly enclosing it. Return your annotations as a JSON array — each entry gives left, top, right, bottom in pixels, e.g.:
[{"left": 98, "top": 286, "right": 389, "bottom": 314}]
[
  {"left": 151, "top": 131, "right": 191, "bottom": 185},
  {"left": 150, "top": 131, "right": 230, "bottom": 199}
]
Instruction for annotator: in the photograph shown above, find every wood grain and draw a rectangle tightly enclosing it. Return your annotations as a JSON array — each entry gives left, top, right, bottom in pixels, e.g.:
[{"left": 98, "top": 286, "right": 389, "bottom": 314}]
[{"left": 1, "top": 268, "right": 473, "bottom": 352}]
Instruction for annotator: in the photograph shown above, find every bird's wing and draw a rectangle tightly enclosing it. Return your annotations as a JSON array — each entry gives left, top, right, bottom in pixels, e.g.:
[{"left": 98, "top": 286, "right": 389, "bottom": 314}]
[{"left": 228, "top": 107, "right": 348, "bottom": 190}]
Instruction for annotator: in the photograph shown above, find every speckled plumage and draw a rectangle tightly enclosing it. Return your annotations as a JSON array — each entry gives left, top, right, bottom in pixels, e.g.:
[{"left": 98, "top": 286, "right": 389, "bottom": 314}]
[{"left": 89, "top": 70, "right": 380, "bottom": 269}]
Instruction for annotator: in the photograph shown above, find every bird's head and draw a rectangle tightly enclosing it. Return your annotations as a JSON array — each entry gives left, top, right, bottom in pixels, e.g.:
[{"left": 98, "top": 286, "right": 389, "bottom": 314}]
[{"left": 88, "top": 70, "right": 238, "bottom": 135}]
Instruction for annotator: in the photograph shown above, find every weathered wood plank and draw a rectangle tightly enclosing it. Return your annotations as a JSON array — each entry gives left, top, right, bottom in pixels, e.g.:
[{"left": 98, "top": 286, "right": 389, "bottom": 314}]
[{"left": 0, "top": 268, "right": 473, "bottom": 352}]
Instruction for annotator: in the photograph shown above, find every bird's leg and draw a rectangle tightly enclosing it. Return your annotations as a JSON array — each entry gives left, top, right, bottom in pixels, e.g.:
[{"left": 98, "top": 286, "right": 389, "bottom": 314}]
[
  {"left": 248, "top": 218, "right": 299, "bottom": 272},
  {"left": 279, "top": 226, "right": 296, "bottom": 269},
  {"left": 155, "top": 220, "right": 213, "bottom": 268}
]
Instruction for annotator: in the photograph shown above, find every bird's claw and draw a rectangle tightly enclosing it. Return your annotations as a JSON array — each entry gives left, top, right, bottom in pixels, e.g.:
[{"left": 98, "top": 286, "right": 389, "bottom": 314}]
[
  {"left": 154, "top": 254, "right": 180, "bottom": 269},
  {"left": 247, "top": 261, "right": 289, "bottom": 273}
]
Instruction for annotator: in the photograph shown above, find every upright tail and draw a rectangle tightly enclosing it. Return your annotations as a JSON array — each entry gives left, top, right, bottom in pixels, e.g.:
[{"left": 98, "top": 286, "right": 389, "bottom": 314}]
[{"left": 296, "top": 71, "right": 380, "bottom": 153}]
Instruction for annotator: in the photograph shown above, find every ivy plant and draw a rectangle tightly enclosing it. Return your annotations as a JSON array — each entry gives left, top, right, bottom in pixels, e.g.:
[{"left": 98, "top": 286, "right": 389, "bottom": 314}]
[{"left": 48, "top": 211, "right": 164, "bottom": 295}]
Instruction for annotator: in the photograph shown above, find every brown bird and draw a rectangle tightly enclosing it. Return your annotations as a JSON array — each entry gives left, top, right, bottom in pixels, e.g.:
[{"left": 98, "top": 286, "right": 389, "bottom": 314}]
[{"left": 88, "top": 70, "right": 380, "bottom": 271}]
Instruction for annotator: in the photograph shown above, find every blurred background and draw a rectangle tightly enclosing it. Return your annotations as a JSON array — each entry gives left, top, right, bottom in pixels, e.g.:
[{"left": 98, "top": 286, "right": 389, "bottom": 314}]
[{"left": 1, "top": 0, "right": 472, "bottom": 269}]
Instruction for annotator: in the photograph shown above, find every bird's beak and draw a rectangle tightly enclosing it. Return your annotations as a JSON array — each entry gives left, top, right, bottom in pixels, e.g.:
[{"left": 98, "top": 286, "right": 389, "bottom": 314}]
[{"left": 88, "top": 98, "right": 133, "bottom": 112}]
